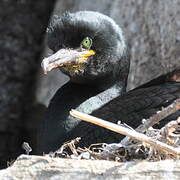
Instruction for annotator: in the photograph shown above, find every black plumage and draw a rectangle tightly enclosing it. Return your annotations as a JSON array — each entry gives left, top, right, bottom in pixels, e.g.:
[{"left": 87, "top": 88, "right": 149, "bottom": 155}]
[{"left": 38, "top": 11, "right": 180, "bottom": 153}]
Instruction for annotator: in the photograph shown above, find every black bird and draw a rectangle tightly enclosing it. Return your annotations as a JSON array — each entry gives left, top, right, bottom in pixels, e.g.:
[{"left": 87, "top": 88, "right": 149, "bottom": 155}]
[{"left": 39, "top": 11, "right": 180, "bottom": 153}]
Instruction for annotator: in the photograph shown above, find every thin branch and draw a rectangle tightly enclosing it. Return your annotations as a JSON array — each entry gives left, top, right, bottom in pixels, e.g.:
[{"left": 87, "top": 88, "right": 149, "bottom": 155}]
[
  {"left": 160, "top": 117, "right": 180, "bottom": 144},
  {"left": 121, "top": 98, "right": 180, "bottom": 145},
  {"left": 70, "top": 109, "right": 180, "bottom": 156},
  {"left": 137, "top": 98, "right": 180, "bottom": 132}
]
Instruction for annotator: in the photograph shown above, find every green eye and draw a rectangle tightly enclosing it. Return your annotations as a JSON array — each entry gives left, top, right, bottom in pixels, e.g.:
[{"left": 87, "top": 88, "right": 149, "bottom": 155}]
[{"left": 81, "top": 37, "right": 92, "bottom": 49}]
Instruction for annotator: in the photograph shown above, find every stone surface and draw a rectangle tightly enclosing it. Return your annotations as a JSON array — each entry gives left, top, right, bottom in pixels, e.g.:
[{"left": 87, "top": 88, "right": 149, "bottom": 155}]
[
  {"left": 111, "top": 0, "right": 180, "bottom": 89},
  {"left": 0, "top": 155, "right": 180, "bottom": 179},
  {"left": 0, "top": 0, "right": 55, "bottom": 168}
]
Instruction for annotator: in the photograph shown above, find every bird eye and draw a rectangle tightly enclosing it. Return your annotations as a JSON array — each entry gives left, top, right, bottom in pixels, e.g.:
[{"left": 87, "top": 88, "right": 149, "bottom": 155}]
[{"left": 81, "top": 37, "right": 92, "bottom": 49}]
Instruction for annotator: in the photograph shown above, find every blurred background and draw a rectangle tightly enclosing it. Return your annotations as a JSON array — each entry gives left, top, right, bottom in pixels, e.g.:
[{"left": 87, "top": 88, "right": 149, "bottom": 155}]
[{"left": 0, "top": 0, "right": 179, "bottom": 168}]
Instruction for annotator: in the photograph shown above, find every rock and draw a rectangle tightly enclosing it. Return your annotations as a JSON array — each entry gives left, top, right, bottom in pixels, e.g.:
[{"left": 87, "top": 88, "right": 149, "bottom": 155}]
[
  {"left": 0, "top": 155, "right": 180, "bottom": 179},
  {"left": 0, "top": 0, "right": 55, "bottom": 168},
  {"left": 111, "top": 0, "right": 180, "bottom": 89}
]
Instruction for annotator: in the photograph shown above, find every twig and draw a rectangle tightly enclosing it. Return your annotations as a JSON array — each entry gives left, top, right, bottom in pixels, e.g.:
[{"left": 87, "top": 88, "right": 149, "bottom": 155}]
[
  {"left": 70, "top": 109, "right": 180, "bottom": 156},
  {"left": 22, "top": 142, "right": 32, "bottom": 155},
  {"left": 160, "top": 117, "right": 180, "bottom": 144},
  {"left": 137, "top": 98, "right": 180, "bottom": 132},
  {"left": 121, "top": 98, "right": 180, "bottom": 145},
  {"left": 59, "top": 137, "right": 81, "bottom": 156}
]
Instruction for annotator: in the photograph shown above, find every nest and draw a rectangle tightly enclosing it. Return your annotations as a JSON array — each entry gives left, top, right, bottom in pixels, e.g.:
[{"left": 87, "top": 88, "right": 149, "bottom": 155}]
[{"left": 43, "top": 99, "right": 180, "bottom": 162}]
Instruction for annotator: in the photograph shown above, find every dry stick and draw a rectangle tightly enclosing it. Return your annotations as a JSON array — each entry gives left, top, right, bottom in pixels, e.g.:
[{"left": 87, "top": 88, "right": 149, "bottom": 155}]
[
  {"left": 121, "top": 98, "right": 180, "bottom": 145},
  {"left": 70, "top": 109, "right": 180, "bottom": 156},
  {"left": 136, "top": 98, "right": 180, "bottom": 132}
]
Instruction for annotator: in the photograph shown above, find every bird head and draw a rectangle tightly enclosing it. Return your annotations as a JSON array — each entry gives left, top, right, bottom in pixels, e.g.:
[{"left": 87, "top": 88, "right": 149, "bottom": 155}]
[{"left": 41, "top": 11, "right": 130, "bottom": 86}]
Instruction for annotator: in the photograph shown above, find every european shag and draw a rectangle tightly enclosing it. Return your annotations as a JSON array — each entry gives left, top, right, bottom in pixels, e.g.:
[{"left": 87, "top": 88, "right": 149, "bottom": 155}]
[{"left": 39, "top": 11, "right": 180, "bottom": 153}]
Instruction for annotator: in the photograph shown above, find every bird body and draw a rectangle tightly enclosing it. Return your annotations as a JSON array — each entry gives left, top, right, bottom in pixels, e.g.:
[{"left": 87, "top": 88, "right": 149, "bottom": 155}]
[{"left": 38, "top": 11, "right": 180, "bottom": 153}]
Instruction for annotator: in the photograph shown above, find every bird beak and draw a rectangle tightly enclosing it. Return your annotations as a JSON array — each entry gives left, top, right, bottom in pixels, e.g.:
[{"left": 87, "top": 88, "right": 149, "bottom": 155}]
[{"left": 41, "top": 49, "right": 95, "bottom": 74}]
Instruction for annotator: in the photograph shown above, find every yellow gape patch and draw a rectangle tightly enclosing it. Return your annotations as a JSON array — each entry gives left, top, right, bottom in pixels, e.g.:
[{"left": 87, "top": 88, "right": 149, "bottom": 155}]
[
  {"left": 63, "top": 50, "right": 95, "bottom": 73},
  {"left": 63, "top": 63, "right": 85, "bottom": 73}
]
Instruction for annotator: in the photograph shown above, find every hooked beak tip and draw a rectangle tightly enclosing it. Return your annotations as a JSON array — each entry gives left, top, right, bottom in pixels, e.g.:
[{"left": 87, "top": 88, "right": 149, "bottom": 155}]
[{"left": 41, "top": 59, "right": 48, "bottom": 74}]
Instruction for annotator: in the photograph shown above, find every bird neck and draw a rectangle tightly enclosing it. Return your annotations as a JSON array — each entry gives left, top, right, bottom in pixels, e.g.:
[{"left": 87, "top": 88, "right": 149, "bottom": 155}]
[
  {"left": 74, "top": 83, "right": 122, "bottom": 113},
  {"left": 43, "top": 80, "right": 125, "bottom": 151},
  {"left": 70, "top": 73, "right": 127, "bottom": 92},
  {"left": 63, "top": 82, "right": 124, "bottom": 132}
]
